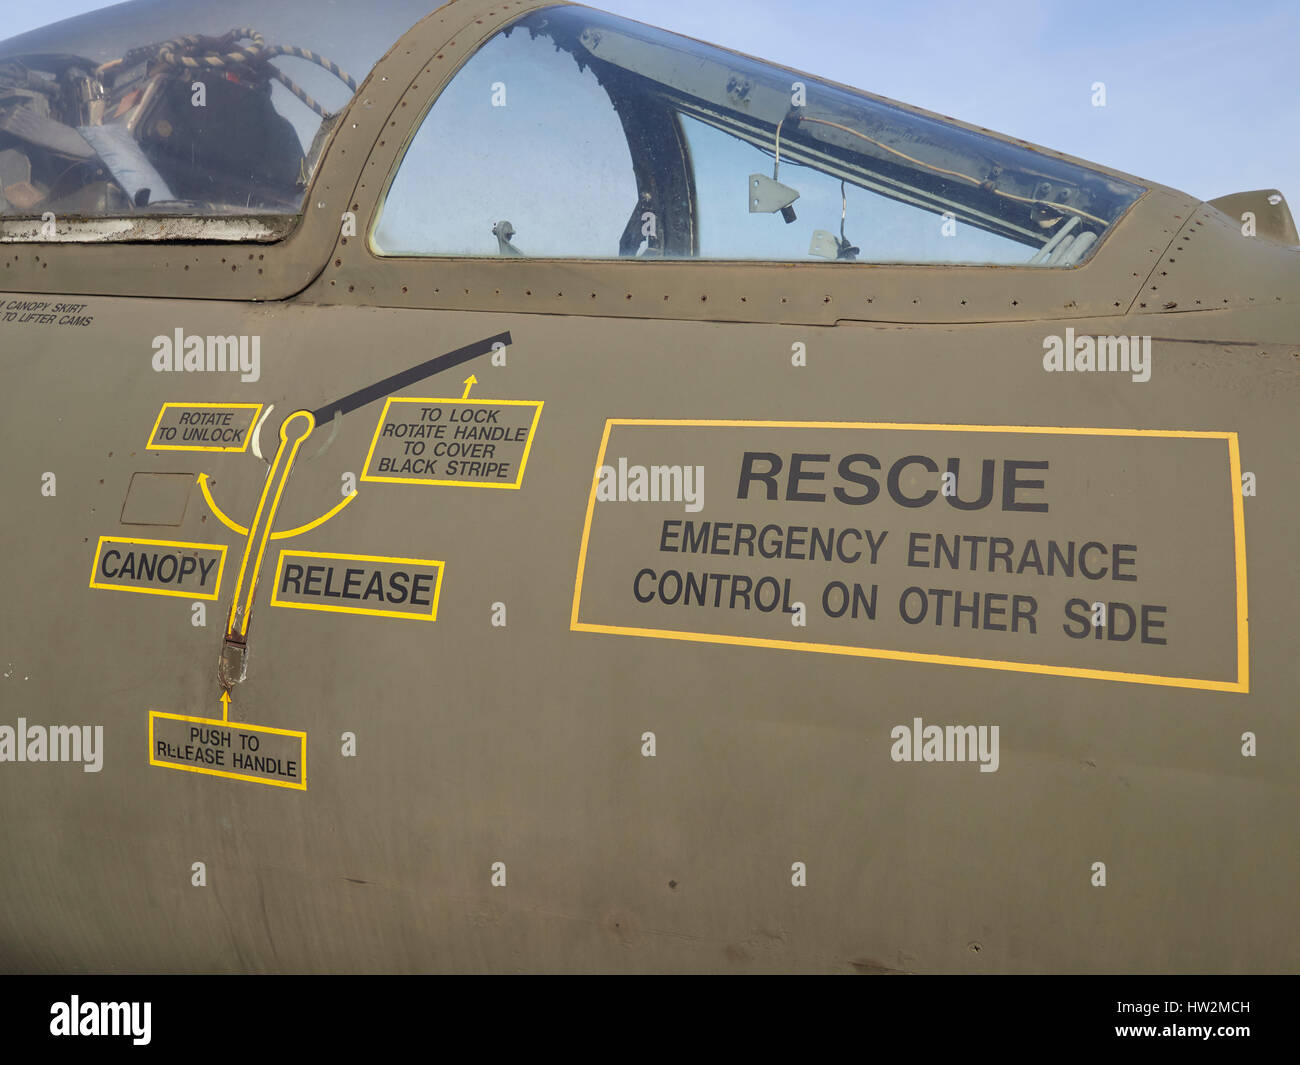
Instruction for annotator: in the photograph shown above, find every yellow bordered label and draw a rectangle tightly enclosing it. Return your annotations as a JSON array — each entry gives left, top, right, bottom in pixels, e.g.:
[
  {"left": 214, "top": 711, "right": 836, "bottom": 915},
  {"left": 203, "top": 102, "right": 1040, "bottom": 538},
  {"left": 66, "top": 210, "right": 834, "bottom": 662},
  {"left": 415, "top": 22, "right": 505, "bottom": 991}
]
[
  {"left": 361, "top": 397, "right": 542, "bottom": 488},
  {"left": 149, "top": 711, "right": 306, "bottom": 790},
  {"left": 146, "top": 402, "right": 263, "bottom": 452},
  {"left": 89, "top": 536, "right": 226, "bottom": 600},
  {"left": 269, "top": 549, "right": 444, "bottom": 620},
  {"left": 571, "top": 419, "right": 1249, "bottom": 693}
]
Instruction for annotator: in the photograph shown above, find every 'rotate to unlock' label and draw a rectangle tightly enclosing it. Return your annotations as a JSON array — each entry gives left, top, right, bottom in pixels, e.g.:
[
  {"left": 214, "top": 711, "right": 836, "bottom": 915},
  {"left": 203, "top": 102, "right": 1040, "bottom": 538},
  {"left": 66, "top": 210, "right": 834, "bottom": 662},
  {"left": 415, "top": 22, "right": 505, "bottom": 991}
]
[{"left": 147, "top": 402, "right": 263, "bottom": 452}]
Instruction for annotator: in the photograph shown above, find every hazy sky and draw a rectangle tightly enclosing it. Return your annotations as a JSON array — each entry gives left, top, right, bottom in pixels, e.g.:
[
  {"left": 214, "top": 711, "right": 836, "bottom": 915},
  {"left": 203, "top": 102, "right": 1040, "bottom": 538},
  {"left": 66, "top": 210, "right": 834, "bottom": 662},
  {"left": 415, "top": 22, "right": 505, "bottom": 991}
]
[{"left": 3, "top": 0, "right": 1296, "bottom": 204}]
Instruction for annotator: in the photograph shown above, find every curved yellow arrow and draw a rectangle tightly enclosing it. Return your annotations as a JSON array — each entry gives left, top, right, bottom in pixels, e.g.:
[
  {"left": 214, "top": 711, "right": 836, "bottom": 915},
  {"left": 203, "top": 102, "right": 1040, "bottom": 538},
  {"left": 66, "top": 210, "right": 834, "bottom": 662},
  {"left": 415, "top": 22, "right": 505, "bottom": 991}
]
[
  {"left": 271, "top": 489, "right": 358, "bottom": 540},
  {"left": 197, "top": 473, "right": 248, "bottom": 536}
]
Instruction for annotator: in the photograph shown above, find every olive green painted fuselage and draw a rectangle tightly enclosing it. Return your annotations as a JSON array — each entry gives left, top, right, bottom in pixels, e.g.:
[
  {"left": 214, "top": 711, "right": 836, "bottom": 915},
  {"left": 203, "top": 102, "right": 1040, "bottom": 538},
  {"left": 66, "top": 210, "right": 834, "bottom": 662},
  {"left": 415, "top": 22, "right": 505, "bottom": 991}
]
[{"left": 1, "top": 0, "right": 1296, "bottom": 973}]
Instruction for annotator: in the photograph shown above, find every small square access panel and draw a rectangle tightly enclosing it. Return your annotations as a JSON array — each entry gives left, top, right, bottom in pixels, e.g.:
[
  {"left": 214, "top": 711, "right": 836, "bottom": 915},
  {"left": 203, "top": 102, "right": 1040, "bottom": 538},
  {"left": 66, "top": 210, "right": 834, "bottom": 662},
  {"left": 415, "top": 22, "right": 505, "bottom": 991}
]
[{"left": 120, "top": 472, "right": 194, "bottom": 526}]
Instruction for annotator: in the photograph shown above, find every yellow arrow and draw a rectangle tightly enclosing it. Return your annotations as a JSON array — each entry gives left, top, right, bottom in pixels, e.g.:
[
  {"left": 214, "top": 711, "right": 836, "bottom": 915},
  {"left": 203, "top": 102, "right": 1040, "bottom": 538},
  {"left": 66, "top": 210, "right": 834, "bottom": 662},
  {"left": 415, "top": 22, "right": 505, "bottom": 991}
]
[
  {"left": 271, "top": 489, "right": 358, "bottom": 540},
  {"left": 197, "top": 473, "right": 249, "bottom": 535},
  {"left": 461, "top": 374, "right": 477, "bottom": 399},
  {"left": 219, "top": 690, "right": 231, "bottom": 723}
]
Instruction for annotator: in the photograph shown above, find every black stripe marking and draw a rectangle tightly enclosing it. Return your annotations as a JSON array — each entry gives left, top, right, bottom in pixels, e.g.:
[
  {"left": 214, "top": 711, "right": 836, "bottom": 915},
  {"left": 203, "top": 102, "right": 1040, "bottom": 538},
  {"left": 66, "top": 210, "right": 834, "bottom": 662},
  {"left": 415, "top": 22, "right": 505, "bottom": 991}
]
[{"left": 311, "top": 332, "right": 512, "bottom": 427}]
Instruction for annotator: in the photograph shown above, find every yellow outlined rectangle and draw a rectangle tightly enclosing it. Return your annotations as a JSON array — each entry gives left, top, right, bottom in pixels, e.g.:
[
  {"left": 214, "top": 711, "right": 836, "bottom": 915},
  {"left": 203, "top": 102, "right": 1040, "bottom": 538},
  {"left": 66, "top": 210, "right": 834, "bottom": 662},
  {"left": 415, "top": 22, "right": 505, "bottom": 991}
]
[
  {"left": 89, "top": 536, "right": 227, "bottom": 600},
  {"left": 148, "top": 711, "right": 307, "bottom": 790},
  {"left": 570, "top": 419, "right": 1249, "bottom": 693},
  {"left": 360, "top": 396, "right": 543, "bottom": 488},
  {"left": 146, "top": 401, "right": 263, "bottom": 452},
  {"left": 269, "top": 549, "right": 444, "bottom": 620}
]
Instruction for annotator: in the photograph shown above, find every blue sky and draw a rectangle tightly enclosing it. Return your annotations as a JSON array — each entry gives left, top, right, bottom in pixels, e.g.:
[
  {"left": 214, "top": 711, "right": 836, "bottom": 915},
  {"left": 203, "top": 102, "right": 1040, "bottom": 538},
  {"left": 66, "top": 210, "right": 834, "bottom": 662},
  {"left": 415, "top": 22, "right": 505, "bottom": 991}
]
[{"left": 4, "top": 0, "right": 1297, "bottom": 204}]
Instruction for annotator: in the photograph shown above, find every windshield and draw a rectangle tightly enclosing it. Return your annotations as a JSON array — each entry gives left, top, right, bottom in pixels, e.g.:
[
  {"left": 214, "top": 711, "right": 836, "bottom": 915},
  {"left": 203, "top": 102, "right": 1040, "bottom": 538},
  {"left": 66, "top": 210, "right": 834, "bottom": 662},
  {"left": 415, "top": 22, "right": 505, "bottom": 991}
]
[
  {"left": 376, "top": 5, "right": 1146, "bottom": 266},
  {"left": 0, "top": 0, "right": 444, "bottom": 218}
]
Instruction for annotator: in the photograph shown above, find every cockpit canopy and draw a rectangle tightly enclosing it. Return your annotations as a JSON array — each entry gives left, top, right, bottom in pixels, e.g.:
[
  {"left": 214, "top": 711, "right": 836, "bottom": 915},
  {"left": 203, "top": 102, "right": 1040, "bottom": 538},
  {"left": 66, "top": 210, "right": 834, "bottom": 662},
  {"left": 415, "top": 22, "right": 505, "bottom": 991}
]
[
  {"left": 0, "top": 0, "right": 439, "bottom": 217},
  {"left": 0, "top": 1, "right": 1145, "bottom": 266},
  {"left": 373, "top": 6, "right": 1145, "bottom": 265}
]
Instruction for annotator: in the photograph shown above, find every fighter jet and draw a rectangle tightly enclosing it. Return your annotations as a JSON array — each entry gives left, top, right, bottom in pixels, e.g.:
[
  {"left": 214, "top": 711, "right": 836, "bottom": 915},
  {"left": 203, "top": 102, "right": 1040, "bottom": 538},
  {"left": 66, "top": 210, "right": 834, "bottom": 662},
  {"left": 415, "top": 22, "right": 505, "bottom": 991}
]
[{"left": 0, "top": 0, "right": 1295, "bottom": 974}]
